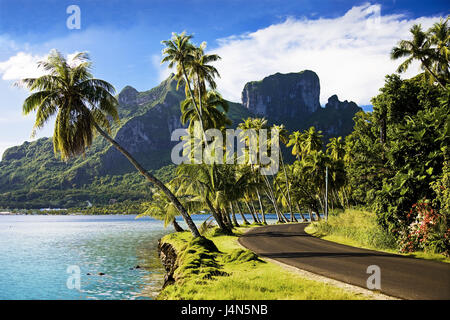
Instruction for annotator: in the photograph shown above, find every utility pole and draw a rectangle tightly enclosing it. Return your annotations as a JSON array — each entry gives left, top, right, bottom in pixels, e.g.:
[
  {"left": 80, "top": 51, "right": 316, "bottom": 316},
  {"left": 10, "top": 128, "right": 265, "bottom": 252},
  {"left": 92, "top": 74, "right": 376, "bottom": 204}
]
[{"left": 325, "top": 166, "right": 328, "bottom": 222}]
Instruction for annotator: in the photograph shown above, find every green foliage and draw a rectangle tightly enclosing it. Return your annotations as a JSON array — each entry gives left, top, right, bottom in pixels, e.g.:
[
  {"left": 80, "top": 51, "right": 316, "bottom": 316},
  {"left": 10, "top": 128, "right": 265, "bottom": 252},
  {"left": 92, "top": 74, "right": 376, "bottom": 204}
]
[
  {"left": 345, "top": 73, "right": 449, "bottom": 253},
  {"left": 309, "top": 209, "right": 397, "bottom": 250}
]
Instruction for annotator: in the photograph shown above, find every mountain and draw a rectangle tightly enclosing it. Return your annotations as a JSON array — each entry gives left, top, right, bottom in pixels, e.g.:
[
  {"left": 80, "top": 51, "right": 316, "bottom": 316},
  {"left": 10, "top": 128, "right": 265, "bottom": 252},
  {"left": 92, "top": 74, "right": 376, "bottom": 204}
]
[
  {"left": 241, "top": 70, "right": 361, "bottom": 137},
  {"left": 0, "top": 71, "right": 361, "bottom": 209}
]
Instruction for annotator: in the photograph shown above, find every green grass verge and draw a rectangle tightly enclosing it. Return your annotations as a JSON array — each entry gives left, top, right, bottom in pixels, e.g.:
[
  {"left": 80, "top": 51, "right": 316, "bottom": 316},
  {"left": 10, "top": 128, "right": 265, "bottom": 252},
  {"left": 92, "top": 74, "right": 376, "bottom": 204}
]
[
  {"left": 157, "top": 225, "right": 366, "bottom": 300},
  {"left": 305, "top": 209, "right": 450, "bottom": 264}
]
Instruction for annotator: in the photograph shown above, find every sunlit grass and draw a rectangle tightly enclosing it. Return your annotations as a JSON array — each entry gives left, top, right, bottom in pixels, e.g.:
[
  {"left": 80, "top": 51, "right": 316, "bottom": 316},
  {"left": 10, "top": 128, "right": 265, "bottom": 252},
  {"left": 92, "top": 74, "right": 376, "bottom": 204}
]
[
  {"left": 157, "top": 226, "right": 366, "bottom": 300},
  {"left": 305, "top": 209, "right": 450, "bottom": 264}
]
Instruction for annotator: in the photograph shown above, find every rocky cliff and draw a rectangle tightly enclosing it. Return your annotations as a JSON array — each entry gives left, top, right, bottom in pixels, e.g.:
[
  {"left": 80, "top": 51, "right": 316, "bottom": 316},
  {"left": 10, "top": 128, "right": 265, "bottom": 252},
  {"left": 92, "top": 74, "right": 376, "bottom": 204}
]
[
  {"left": 241, "top": 70, "right": 361, "bottom": 135},
  {"left": 242, "top": 70, "right": 321, "bottom": 121}
]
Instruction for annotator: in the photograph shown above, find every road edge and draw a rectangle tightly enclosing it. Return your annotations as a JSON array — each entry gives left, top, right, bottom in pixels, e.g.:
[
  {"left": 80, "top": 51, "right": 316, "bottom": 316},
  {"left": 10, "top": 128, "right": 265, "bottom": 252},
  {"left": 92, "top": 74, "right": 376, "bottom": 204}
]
[{"left": 237, "top": 226, "right": 400, "bottom": 300}]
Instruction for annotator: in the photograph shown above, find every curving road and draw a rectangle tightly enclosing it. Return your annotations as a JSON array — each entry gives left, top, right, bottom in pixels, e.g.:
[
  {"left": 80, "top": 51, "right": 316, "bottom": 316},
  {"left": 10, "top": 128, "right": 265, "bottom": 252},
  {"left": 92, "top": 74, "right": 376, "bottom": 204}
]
[{"left": 238, "top": 223, "right": 450, "bottom": 300}]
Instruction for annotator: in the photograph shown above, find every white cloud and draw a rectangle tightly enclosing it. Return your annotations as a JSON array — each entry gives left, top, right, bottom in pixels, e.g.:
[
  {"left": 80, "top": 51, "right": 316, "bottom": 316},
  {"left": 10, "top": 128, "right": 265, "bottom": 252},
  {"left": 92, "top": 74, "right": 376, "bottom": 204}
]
[
  {"left": 0, "top": 50, "right": 85, "bottom": 82},
  {"left": 151, "top": 53, "right": 172, "bottom": 82},
  {"left": 205, "top": 3, "right": 442, "bottom": 105},
  {"left": 0, "top": 52, "right": 47, "bottom": 81}
]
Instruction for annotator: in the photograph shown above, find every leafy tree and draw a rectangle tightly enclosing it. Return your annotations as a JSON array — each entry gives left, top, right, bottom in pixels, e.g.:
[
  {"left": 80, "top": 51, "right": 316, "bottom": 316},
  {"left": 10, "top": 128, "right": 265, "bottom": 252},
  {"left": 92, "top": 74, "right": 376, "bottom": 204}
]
[
  {"left": 391, "top": 23, "right": 448, "bottom": 89},
  {"left": 19, "top": 50, "right": 200, "bottom": 237}
]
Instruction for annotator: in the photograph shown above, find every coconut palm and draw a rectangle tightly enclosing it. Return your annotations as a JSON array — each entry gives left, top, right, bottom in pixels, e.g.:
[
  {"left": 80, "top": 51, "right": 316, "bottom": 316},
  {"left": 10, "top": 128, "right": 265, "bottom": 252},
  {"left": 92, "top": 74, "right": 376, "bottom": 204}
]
[
  {"left": 161, "top": 32, "right": 206, "bottom": 136},
  {"left": 19, "top": 50, "right": 201, "bottom": 237},
  {"left": 238, "top": 118, "right": 287, "bottom": 223},
  {"left": 427, "top": 17, "right": 450, "bottom": 83},
  {"left": 174, "top": 164, "right": 233, "bottom": 233},
  {"left": 138, "top": 190, "right": 184, "bottom": 232},
  {"left": 302, "top": 126, "right": 323, "bottom": 155},
  {"left": 287, "top": 131, "right": 304, "bottom": 161},
  {"left": 272, "top": 124, "right": 297, "bottom": 222},
  {"left": 326, "top": 136, "right": 345, "bottom": 161},
  {"left": 181, "top": 90, "right": 231, "bottom": 131},
  {"left": 188, "top": 42, "right": 221, "bottom": 118},
  {"left": 391, "top": 24, "right": 447, "bottom": 89}
]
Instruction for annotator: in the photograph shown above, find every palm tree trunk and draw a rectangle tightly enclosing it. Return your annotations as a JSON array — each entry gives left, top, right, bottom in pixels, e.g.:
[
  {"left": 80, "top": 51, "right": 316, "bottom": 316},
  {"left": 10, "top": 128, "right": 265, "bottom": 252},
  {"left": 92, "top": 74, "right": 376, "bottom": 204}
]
[
  {"left": 308, "top": 208, "right": 314, "bottom": 221},
  {"left": 280, "top": 153, "right": 297, "bottom": 222},
  {"left": 263, "top": 176, "right": 288, "bottom": 223},
  {"left": 229, "top": 202, "right": 240, "bottom": 227},
  {"left": 206, "top": 196, "right": 231, "bottom": 233},
  {"left": 250, "top": 200, "right": 260, "bottom": 223},
  {"left": 172, "top": 218, "right": 184, "bottom": 232},
  {"left": 181, "top": 63, "right": 208, "bottom": 143},
  {"left": 244, "top": 199, "right": 258, "bottom": 223},
  {"left": 295, "top": 204, "right": 306, "bottom": 221},
  {"left": 235, "top": 201, "right": 250, "bottom": 225},
  {"left": 222, "top": 207, "right": 233, "bottom": 229},
  {"left": 93, "top": 122, "right": 201, "bottom": 237},
  {"left": 255, "top": 188, "right": 266, "bottom": 224},
  {"left": 421, "top": 59, "right": 447, "bottom": 89}
]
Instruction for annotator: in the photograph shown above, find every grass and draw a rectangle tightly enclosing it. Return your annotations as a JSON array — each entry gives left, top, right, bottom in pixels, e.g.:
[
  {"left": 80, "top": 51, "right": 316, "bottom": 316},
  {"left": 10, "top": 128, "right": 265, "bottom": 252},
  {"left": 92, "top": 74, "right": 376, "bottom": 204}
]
[
  {"left": 157, "top": 225, "right": 367, "bottom": 300},
  {"left": 305, "top": 209, "right": 450, "bottom": 264}
]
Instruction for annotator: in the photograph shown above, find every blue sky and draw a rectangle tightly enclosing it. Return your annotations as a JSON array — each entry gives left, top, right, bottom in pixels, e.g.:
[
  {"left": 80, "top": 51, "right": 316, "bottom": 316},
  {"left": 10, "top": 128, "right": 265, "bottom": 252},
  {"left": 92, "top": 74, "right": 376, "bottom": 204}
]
[{"left": 0, "top": 0, "right": 448, "bottom": 158}]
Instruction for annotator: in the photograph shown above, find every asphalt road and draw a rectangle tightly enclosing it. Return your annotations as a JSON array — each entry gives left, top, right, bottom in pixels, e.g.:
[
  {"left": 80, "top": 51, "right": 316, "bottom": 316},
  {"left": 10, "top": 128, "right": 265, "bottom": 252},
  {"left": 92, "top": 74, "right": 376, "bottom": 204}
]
[{"left": 238, "top": 223, "right": 450, "bottom": 300}]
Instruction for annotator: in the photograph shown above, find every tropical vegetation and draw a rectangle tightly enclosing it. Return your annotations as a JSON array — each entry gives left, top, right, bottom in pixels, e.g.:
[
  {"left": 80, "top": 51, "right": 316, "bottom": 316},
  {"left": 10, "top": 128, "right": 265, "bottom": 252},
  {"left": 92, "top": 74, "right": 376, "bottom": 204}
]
[{"left": 16, "top": 17, "right": 450, "bottom": 257}]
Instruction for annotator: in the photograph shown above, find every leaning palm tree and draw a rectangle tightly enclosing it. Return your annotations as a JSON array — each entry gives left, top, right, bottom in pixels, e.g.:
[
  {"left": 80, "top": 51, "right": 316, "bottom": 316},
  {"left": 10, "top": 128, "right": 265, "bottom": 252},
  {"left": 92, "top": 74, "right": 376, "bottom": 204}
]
[
  {"left": 19, "top": 50, "right": 201, "bottom": 237},
  {"left": 391, "top": 24, "right": 447, "bottom": 89}
]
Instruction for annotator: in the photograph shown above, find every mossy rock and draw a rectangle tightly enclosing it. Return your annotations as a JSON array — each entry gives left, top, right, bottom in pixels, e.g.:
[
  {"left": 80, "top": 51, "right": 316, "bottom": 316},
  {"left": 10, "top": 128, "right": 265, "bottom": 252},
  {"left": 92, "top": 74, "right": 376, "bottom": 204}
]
[
  {"left": 222, "top": 249, "right": 261, "bottom": 263},
  {"left": 188, "top": 236, "right": 219, "bottom": 253}
]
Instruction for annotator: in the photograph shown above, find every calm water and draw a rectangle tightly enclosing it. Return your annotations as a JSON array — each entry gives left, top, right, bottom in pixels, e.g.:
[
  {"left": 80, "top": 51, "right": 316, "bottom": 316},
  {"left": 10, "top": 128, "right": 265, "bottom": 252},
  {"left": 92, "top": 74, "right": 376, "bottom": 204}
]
[
  {"left": 0, "top": 213, "right": 304, "bottom": 300},
  {"left": 0, "top": 214, "right": 171, "bottom": 300}
]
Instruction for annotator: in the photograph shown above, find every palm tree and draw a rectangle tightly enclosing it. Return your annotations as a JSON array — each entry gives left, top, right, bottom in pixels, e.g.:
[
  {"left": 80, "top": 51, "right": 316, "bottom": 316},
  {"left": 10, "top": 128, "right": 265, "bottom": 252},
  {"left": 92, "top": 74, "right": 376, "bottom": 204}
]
[
  {"left": 391, "top": 24, "right": 447, "bottom": 89},
  {"left": 287, "top": 131, "right": 304, "bottom": 161},
  {"left": 161, "top": 32, "right": 206, "bottom": 136},
  {"left": 272, "top": 124, "right": 297, "bottom": 222},
  {"left": 427, "top": 17, "right": 450, "bottom": 84},
  {"left": 302, "top": 126, "right": 323, "bottom": 155},
  {"left": 174, "top": 163, "right": 232, "bottom": 233},
  {"left": 188, "top": 42, "right": 221, "bottom": 120},
  {"left": 162, "top": 33, "right": 222, "bottom": 142},
  {"left": 326, "top": 137, "right": 345, "bottom": 161},
  {"left": 138, "top": 190, "right": 184, "bottom": 232},
  {"left": 181, "top": 90, "right": 231, "bottom": 131},
  {"left": 238, "top": 118, "right": 287, "bottom": 223},
  {"left": 19, "top": 50, "right": 201, "bottom": 238}
]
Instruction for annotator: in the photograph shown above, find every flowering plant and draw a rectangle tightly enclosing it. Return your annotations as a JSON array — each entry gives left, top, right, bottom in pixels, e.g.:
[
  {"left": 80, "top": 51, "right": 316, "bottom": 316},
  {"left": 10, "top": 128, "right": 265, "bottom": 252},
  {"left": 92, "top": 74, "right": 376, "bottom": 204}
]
[{"left": 397, "top": 200, "right": 449, "bottom": 255}]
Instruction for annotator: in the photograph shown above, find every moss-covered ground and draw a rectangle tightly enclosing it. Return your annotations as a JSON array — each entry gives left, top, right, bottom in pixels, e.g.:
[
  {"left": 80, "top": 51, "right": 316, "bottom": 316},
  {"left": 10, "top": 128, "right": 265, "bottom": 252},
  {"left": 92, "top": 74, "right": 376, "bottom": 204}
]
[{"left": 157, "top": 225, "right": 367, "bottom": 300}]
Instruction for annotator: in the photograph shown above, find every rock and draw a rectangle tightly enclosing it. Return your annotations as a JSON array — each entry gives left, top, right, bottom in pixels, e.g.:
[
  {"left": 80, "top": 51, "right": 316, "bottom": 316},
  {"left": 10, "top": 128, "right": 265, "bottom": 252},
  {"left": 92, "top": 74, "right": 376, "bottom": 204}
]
[
  {"left": 325, "top": 94, "right": 358, "bottom": 110},
  {"left": 241, "top": 70, "right": 321, "bottom": 122},
  {"left": 158, "top": 239, "right": 178, "bottom": 288},
  {"left": 118, "top": 85, "right": 138, "bottom": 107}
]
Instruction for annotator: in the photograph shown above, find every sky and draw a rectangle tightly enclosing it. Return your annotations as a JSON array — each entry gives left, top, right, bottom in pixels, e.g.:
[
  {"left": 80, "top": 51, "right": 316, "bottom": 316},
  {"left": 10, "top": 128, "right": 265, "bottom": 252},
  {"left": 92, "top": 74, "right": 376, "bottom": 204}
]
[{"left": 0, "top": 0, "right": 448, "bottom": 159}]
